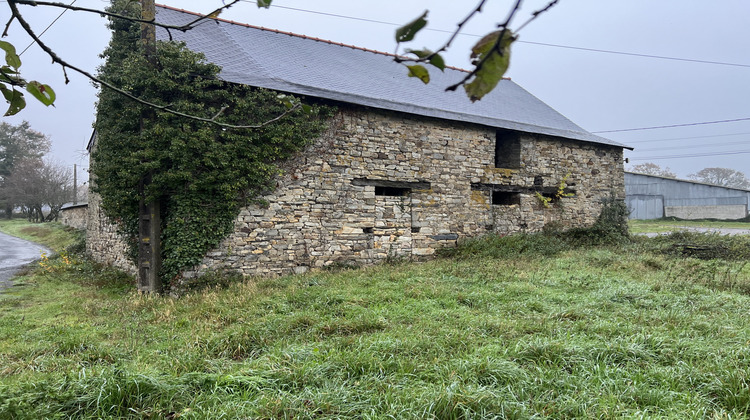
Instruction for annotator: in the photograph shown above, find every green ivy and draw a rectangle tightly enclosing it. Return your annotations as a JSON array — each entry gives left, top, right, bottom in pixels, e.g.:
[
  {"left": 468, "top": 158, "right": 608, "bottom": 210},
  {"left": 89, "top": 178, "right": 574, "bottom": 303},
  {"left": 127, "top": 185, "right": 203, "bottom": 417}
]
[{"left": 92, "top": 2, "right": 335, "bottom": 286}]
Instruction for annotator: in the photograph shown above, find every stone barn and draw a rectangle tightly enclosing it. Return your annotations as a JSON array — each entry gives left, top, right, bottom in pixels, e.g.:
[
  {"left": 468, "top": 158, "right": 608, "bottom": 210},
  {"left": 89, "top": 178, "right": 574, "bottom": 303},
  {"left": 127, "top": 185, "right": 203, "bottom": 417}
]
[{"left": 87, "top": 5, "right": 628, "bottom": 277}]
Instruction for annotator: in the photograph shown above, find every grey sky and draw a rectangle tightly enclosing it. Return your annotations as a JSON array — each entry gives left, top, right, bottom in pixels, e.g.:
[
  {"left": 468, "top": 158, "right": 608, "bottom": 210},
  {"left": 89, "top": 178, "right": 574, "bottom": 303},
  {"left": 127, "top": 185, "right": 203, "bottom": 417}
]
[{"left": 2, "top": 1, "right": 749, "bottom": 182}]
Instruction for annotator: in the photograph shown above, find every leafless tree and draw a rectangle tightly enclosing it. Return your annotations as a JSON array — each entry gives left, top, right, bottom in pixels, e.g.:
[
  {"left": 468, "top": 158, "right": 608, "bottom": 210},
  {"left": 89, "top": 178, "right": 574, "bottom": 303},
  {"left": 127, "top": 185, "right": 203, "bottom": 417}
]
[
  {"left": 629, "top": 162, "right": 676, "bottom": 178},
  {"left": 75, "top": 182, "right": 88, "bottom": 203},
  {"left": 3, "top": 157, "right": 72, "bottom": 222},
  {"left": 0, "top": 121, "right": 50, "bottom": 217},
  {"left": 688, "top": 167, "right": 750, "bottom": 189}
]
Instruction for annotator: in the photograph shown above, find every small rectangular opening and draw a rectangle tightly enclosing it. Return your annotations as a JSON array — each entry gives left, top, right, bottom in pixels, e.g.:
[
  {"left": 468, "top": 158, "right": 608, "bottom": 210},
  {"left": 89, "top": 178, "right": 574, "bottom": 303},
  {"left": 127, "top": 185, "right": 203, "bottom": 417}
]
[
  {"left": 375, "top": 186, "right": 410, "bottom": 196},
  {"left": 411, "top": 227, "right": 421, "bottom": 233},
  {"left": 495, "top": 130, "right": 521, "bottom": 168},
  {"left": 363, "top": 227, "right": 374, "bottom": 234},
  {"left": 492, "top": 191, "right": 520, "bottom": 206}
]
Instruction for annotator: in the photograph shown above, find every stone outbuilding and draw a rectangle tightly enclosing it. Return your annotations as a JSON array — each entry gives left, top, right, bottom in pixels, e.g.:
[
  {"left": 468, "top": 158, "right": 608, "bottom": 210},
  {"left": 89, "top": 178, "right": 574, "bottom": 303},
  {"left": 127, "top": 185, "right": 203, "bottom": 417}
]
[
  {"left": 59, "top": 202, "right": 88, "bottom": 230},
  {"left": 87, "top": 5, "right": 629, "bottom": 278}
]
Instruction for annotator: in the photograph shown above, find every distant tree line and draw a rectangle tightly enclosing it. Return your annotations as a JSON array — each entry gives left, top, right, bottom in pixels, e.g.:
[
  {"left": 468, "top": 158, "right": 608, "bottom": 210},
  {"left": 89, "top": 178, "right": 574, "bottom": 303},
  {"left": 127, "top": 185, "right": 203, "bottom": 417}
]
[
  {"left": 630, "top": 162, "right": 750, "bottom": 190},
  {"left": 0, "top": 121, "right": 75, "bottom": 222}
]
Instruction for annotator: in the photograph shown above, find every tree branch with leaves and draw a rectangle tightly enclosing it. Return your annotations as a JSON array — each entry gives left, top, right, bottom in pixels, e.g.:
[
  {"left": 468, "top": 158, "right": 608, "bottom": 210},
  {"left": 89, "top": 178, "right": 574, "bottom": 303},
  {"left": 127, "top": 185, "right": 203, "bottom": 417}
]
[
  {"left": 394, "top": 0, "right": 559, "bottom": 101},
  {"left": 3, "top": 0, "right": 308, "bottom": 127},
  {"left": 0, "top": 0, "right": 561, "bottom": 118}
]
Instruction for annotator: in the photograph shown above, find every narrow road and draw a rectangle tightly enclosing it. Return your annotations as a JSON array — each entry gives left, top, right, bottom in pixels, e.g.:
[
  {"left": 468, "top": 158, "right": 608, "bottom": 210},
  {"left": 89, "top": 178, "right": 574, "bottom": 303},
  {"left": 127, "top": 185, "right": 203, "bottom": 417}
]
[{"left": 0, "top": 231, "right": 50, "bottom": 292}]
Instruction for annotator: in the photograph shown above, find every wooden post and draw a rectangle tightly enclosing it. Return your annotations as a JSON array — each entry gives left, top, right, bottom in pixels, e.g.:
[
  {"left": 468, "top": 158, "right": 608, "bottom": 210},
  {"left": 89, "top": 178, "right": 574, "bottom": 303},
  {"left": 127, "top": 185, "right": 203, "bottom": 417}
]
[
  {"left": 137, "top": 0, "right": 162, "bottom": 293},
  {"left": 73, "top": 164, "right": 77, "bottom": 205},
  {"left": 138, "top": 176, "right": 161, "bottom": 293}
]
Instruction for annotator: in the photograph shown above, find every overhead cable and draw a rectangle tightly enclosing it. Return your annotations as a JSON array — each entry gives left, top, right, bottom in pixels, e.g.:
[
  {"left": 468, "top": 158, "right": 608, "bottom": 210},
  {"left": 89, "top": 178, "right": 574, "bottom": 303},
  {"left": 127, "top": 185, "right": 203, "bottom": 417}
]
[
  {"left": 241, "top": 0, "right": 750, "bottom": 69},
  {"left": 593, "top": 118, "right": 750, "bottom": 134}
]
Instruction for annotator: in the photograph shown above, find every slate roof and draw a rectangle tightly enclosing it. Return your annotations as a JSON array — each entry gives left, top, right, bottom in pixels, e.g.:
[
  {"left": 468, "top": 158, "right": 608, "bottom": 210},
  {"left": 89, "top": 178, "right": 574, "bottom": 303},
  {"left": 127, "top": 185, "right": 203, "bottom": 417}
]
[{"left": 155, "top": 5, "right": 627, "bottom": 149}]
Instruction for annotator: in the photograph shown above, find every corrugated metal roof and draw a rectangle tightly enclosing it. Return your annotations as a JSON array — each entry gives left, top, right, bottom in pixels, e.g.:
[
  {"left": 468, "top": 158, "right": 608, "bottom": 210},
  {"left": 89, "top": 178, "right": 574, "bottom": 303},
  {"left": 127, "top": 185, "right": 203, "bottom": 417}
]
[
  {"left": 625, "top": 171, "right": 750, "bottom": 193},
  {"left": 155, "top": 5, "right": 628, "bottom": 149}
]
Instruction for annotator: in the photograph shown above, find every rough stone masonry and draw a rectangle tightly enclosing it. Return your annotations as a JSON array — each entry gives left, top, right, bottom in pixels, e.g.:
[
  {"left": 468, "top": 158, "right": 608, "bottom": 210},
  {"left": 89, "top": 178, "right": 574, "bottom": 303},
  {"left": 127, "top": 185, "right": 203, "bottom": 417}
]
[{"left": 87, "top": 106, "right": 625, "bottom": 279}]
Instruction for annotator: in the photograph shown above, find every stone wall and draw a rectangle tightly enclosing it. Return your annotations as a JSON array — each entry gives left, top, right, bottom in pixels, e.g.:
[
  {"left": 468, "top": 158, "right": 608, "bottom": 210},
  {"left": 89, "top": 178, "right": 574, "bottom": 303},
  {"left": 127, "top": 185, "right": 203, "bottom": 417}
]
[
  {"left": 665, "top": 205, "right": 748, "bottom": 220},
  {"left": 59, "top": 204, "right": 88, "bottom": 230},
  {"left": 184, "top": 107, "right": 624, "bottom": 278},
  {"left": 87, "top": 106, "right": 624, "bottom": 280},
  {"left": 86, "top": 186, "right": 137, "bottom": 276}
]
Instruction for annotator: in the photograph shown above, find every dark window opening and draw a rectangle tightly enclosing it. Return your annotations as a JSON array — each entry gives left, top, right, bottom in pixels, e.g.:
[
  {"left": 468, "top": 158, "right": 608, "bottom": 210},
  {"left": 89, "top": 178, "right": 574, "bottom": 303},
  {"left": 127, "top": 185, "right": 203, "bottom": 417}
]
[
  {"left": 411, "top": 227, "right": 421, "bottom": 233},
  {"left": 375, "top": 186, "right": 410, "bottom": 196},
  {"left": 363, "top": 227, "right": 374, "bottom": 234},
  {"left": 492, "top": 191, "right": 521, "bottom": 206},
  {"left": 495, "top": 130, "right": 521, "bottom": 168}
]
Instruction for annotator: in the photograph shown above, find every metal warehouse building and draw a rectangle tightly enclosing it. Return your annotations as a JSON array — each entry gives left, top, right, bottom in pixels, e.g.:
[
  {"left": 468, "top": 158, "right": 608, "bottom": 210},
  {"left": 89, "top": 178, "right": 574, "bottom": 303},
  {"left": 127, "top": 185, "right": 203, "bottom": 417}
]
[{"left": 625, "top": 172, "right": 750, "bottom": 220}]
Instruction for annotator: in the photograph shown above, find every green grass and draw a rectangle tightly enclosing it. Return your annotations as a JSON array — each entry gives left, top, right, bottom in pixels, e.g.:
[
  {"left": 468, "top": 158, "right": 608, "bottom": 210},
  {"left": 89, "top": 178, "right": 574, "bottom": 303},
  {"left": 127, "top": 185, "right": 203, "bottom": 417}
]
[
  {"left": 630, "top": 218, "right": 750, "bottom": 234},
  {"left": 0, "top": 219, "right": 81, "bottom": 252},
  {"left": 2, "top": 230, "right": 750, "bottom": 418}
]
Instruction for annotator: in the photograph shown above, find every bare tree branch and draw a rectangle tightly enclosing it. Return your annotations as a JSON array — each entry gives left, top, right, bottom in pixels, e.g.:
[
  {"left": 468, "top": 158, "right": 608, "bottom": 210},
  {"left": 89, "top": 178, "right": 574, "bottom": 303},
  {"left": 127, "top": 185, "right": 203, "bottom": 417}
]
[
  {"left": 515, "top": 0, "right": 560, "bottom": 33},
  {"left": 12, "top": 0, "right": 244, "bottom": 33},
  {"left": 445, "top": 0, "right": 559, "bottom": 92},
  {"left": 2, "top": 14, "right": 16, "bottom": 37},
  {"left": 392, "top": 0, "right": 560, "bottom": 95},
  {"left": 394, "top": 0, "right": 489, "bottom": 64},
  {"left": 445, "top": 0, "right": 523, "bottom": 92},
  {"left": 5, "top": 0, "right": 303, "bottom": 129}
]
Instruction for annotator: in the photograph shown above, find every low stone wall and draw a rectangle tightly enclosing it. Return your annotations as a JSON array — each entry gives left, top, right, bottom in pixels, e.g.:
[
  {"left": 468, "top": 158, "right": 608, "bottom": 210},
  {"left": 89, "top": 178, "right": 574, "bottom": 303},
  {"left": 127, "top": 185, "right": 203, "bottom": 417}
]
[
  {"left": 86, "top": 192, "right": 137, "bottom": 276},
  {"left": 665, "top": 205, "right": 748, "bottom": 220},
  {"left": 59, "top": 204, "right": 88, "bottom": 230}
]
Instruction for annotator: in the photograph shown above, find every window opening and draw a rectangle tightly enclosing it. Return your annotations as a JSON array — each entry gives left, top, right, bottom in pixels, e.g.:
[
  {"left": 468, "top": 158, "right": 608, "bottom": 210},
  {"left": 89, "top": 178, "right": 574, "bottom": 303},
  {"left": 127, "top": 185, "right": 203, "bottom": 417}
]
[
  {"left": 375, "top": 186, "right": 410, "bottom": 196},
  {"left": 492, "top": 191, "right": 520, "bottom": 206},
  {"left": 495, "top": 130, "right": 521, "bottom": 168}
]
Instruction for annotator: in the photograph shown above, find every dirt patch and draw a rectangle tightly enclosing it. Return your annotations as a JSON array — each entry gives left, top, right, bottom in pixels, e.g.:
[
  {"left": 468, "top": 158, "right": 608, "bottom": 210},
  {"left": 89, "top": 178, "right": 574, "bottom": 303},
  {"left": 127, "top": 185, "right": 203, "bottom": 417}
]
[{"left": 19, "top": 226, "right": 50, "bottom": 238}]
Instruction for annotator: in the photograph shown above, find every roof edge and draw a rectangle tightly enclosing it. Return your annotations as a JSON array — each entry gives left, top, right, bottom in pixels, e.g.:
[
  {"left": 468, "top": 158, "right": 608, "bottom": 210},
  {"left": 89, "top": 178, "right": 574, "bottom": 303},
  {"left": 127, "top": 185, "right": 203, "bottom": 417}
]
[{"left": 220, "top": 71, "right": 630, "bottom": 149}]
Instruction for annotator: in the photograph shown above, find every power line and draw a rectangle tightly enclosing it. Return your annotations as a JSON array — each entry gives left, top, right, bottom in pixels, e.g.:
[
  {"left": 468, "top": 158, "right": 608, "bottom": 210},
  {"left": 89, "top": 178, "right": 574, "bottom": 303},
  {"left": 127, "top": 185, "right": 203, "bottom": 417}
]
[
  {"left": 629, "top": 149, "right": 750, "bottom": 160},
  {"left": 242, "top": 0, "right": 406, "bottom": 28},
  {"left": 241, "top": 0, "right": 750, "bottom": 69},
  {"left": 632, "top": 139, "right": 750, "bottom": 152},
  {"left": 626, "top": 131, "right": 750, "bottom": 144},
  {"left": 19, "top": 0, "right": 77, "bottom": 56},
  {"left": 593, "top": 117, "right": 750, "bottom": 134},
  {"left": 518, "top": 40, "right": 750, "bottom": 69}
]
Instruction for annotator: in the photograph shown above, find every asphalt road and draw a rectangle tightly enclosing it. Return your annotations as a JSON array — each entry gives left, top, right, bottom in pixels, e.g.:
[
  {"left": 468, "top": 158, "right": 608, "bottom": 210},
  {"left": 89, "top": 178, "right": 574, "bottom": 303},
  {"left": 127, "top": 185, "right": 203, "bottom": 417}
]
[{"left": 0, "top": 231, "right": 50, "bottom": 292}]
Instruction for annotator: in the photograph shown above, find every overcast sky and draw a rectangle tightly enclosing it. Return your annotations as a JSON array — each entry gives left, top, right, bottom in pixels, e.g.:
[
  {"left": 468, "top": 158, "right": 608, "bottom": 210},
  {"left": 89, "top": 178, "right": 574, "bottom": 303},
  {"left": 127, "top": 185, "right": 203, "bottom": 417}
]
[{"left": 2, "top": 0, "right": 749, "bottom": 183}]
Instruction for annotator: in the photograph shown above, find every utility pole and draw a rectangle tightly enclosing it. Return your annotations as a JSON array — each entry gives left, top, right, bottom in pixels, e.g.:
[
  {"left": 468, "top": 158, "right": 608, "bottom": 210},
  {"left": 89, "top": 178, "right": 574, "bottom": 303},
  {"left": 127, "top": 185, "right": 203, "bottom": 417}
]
[
  {"left": 138, "top": 0, "right": 162, "bottom": 293},
  {"left": 73, "top": 164, "right": 77, "bottom": 205}
]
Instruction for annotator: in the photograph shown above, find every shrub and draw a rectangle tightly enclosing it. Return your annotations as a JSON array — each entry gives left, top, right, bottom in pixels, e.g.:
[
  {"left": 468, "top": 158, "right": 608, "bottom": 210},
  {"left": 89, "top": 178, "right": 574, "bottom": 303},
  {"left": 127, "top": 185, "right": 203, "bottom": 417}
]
[
  {"left": 593, "top": 195, "right": 630, "bottom": 238},
  {"left": 653, "top": 231, "right": 750, "bottom": 261},
  {"left": 446, "top": 196, "right": 631, "bottom": 259}
]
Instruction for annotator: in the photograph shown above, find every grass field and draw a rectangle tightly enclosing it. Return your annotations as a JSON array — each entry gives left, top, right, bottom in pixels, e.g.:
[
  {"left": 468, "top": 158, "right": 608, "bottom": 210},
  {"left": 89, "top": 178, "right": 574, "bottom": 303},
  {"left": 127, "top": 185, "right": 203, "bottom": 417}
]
[
  {"left": 2, "top": 222, "right": 750, "bottom": 418},
  {"left": 629, "top": 218, "right": 750, "bottom": 234}
]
